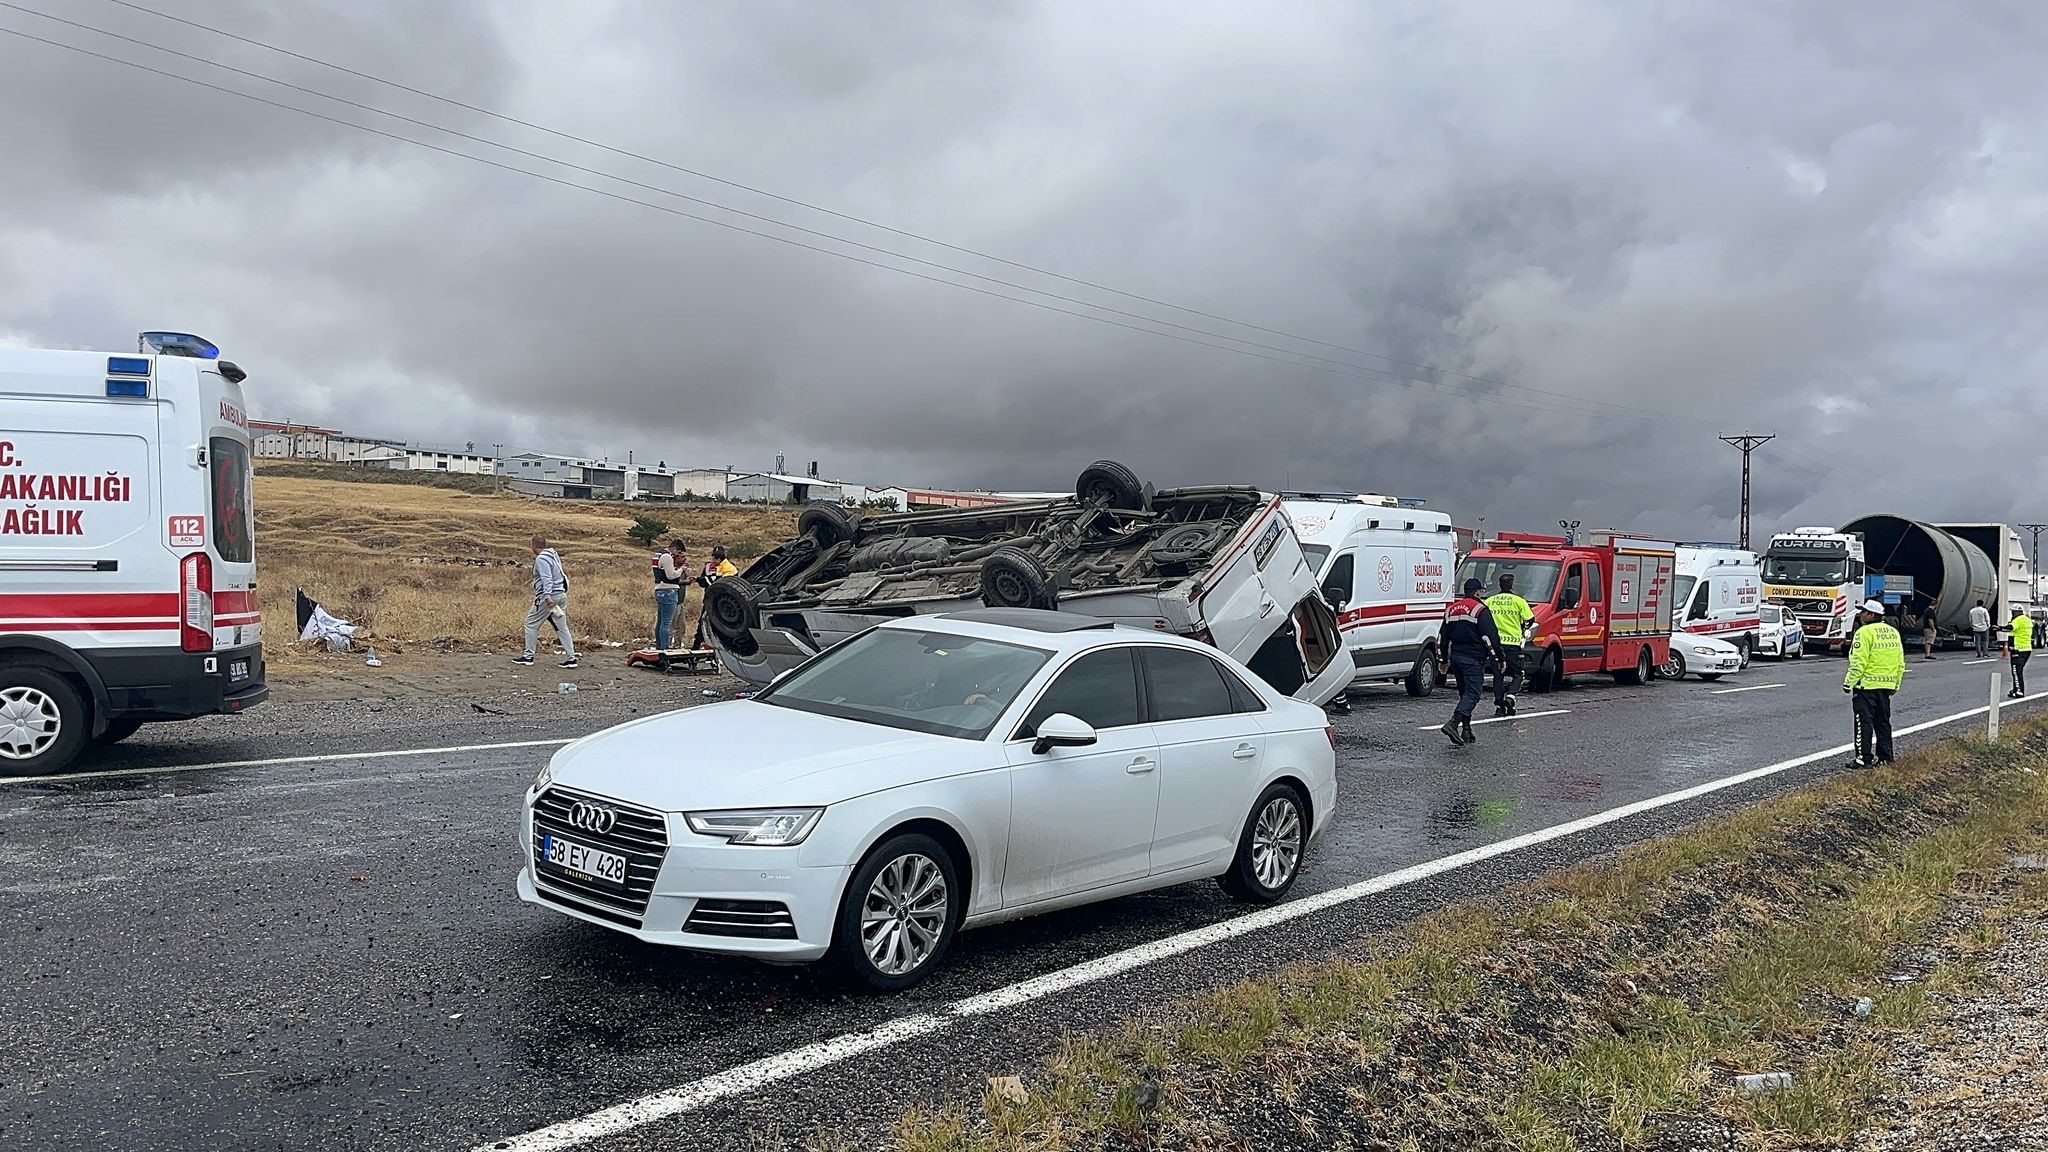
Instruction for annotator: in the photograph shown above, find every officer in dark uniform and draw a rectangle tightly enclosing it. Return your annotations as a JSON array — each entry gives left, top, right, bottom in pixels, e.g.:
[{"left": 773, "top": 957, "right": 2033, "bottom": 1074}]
[{"left": 1438, "top": 578, "right": 1500, "bottom": 746}]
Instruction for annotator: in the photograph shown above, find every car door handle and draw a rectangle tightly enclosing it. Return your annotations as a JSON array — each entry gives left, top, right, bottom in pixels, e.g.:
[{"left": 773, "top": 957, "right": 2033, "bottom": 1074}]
[
  {"left": 1125, "top": 758, "right": 1156, "bottom": 774},
  {"left": 1232, "top": 744, "right": 1258, "bottom": 760}
]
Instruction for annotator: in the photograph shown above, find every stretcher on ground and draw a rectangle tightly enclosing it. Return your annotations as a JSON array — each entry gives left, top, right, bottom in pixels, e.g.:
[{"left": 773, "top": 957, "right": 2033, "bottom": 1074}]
[{"left": 624, "top": 647, "right": 720, "bottom": 673}]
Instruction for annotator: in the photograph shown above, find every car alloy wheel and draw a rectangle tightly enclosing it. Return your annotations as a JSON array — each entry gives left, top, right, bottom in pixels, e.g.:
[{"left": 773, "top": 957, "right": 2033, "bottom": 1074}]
[
  {"left": 834, "top": 831, "right": 961, "bottom": 990},
  {"left": 0, "top": 685, "right": 61, "bottom": 760},
  {"left": 1661, "top": 651, "right": 1686, "bottom": 680},
  {"left": 1221, "top": 783, "right": 1308, "bottom": 903},
  {"left": 860, "top": 852, "right": 949, "bottom": 977},
  {"left": 1251, "top": 797, "right": 1303, "bottom": 890}
]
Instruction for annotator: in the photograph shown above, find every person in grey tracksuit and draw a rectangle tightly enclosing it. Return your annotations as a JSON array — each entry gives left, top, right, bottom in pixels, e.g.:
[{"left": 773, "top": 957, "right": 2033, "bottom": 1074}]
[{"left": 516, "top": 535, "right": 577, "bottom": 668}]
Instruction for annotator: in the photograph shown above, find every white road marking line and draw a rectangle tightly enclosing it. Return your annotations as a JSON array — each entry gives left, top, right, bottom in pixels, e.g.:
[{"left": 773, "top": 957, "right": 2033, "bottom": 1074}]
[
  {"left": 0, "top": 737, "right": 573, "bottom": 787},
  {"left": 1710, "top": 683, "right": 1785, "bottom": 695},
  {"left": 475, "top": 690, "right": 2048, "bottom": 1152},
  {"left": 1965, "top": 659, "right": 2000, "bottom": 666},
  {"left": 1414, "top": 708, "right": 1568, "bottom": 730}
]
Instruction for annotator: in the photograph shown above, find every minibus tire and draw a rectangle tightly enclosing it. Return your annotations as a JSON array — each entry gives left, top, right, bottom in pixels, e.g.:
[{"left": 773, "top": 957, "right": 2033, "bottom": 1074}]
[
  {"left": 0, "top": 665, "right": 89, "bottom": 776},
  {"left": 1075, "top": 460, "right": 1145, "bottom": 510}
]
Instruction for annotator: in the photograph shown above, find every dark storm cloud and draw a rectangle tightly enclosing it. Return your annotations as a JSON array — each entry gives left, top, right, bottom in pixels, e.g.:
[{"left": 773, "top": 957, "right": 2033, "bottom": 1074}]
[{"left": 4, "top": 0, "right": 2048, "bottom": 538}]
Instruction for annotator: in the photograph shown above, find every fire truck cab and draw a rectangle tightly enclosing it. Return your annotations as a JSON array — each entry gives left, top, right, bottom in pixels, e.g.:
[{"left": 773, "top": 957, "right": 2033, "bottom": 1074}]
[
  {"left": 0, "top": 334, "right": 267, "bottom": 776},
  {"left": 1455, "top": 531, "right": 1677, "bottom": 692}
]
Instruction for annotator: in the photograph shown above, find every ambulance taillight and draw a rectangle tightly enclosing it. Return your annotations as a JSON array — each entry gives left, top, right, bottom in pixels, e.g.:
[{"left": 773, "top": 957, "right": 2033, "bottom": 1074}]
[{"left": 181, "top": 553, "right": 214, "bottom": 653}]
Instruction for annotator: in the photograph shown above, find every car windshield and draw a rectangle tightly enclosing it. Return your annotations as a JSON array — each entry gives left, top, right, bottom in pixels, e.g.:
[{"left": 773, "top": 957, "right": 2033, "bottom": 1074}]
[
  {"left": 1671, "top": 575, "right": 1698, "bottom": 612},
  {"left": 1299, "top": 543, "right": 1331, "bottom": 574},
  {"left": 1455, "top": 557, "right": 1562, "bottom": 603},
  {"left": 1761, "top": 604, "right": 1782, "bottom": 623},
  {"left": 756, "top": 627, "right": 1052, "bottom": 740},
  {"left": 1762, "top": 554, "right": 1848, "bottom": 584}
]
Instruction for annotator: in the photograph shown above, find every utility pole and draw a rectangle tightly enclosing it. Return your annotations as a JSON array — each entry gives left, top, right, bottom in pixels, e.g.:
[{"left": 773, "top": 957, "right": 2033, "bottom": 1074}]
[{"left": 1719, "top": 433, "right": 1776, "bottom": 549}]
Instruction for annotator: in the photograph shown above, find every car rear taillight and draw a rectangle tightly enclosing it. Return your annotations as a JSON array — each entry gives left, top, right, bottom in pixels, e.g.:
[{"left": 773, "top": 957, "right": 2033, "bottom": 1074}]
[
  {"left": 1325, "top": 726, "right": 1339, "bottom": 750},
  {"left": 181, "top": 552, "right": 214, "bottom": 653}
]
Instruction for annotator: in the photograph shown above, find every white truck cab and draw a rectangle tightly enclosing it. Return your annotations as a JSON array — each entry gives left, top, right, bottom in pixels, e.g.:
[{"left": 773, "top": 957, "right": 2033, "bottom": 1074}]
[
  {"left": 1282, "top": 492, "right": 1458, "bottom": 696},
  {"left": 1673, "top": 544, "right": 1763, "bottom": 660},
  {"left": 0, "top": 334, "right": 267, "bottom": 775}
]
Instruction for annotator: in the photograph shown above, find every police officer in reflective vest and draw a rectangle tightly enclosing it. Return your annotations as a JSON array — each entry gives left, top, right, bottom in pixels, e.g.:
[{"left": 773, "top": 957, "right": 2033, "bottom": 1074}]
[
  {"left": 1485, "top": 573, "right": 1534, "bottom": 717},
  {"left": 2008, "top": 605, "right": 2033, "bottom": 698},
  {"left": 1843, "top": 598, "right": 1906, "bottom": 768},
  {"left": 1439, "top": 578, "right": 1500, "bottom": 746}
]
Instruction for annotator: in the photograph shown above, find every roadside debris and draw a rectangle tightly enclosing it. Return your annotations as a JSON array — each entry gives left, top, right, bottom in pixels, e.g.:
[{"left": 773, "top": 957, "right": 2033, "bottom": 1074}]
[
  {"left": 986, "top": 1075, "right": 1027, "bottom": 1106},
  {"left": 470, "top": 703, "right": 509, "bottom": 716},
  {"left": 296, "top": 588, "right": 357, "bottom": 651},
  {"left": 364, "top": 647, "right": 383, "bottom": 668},
  {"left": 1735, "top": 1071, "right": 1794, "bottom": 1093},
  {"left": 557, "top": 683, "right": 578, "bottom": 695},
  {"left": 1856, "top": 996, "right": 1875, "bottom": 1017}
]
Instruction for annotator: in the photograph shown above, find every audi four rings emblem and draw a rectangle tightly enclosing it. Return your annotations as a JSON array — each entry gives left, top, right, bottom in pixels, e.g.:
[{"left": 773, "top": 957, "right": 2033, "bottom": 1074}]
[{"left": 567, "top": 802, "right": 618, "bottom": 834}]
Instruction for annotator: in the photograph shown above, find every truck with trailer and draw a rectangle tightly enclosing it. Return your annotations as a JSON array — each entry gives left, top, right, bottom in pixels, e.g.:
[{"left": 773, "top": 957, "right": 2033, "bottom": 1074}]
[
  {"left": 1842, "top": 516, "right": 2031, "bottom": 640},
  {"left": 0, "top": 333, "right": 267, "bottom": 775},
  {"left": 1761, "top": 527, "right": 1867, "bottom": 654},
  {"left": 1453, "top": 531, "right": 1678, "bottom": 693}
]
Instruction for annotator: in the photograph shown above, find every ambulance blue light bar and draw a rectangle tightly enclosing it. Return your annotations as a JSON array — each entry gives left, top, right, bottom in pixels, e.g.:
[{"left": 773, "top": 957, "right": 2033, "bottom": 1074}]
[
  {"left": 107, "top": 356, "right": 151, "bottom": 376},
  {"left": 138, "top": 331, "right": 220, "bottom": 359},
  {"left": 105, "top": 378, "right": 150, "bottom": 397}
]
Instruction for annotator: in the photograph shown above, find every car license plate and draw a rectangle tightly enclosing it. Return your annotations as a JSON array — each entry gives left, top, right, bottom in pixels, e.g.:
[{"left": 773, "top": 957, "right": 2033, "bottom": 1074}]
[
  {"left": 228, "top": 659, "right": 250, "bottom": 684},
  {"left": 542, "top": 833, "right": 627, "bottom": 885}
]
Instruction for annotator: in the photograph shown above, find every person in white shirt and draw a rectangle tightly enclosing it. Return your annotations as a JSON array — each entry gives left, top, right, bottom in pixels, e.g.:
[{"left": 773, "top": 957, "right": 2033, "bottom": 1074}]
[{"left": 1970, "top": 600, "right": 1992, "bottom": 658}]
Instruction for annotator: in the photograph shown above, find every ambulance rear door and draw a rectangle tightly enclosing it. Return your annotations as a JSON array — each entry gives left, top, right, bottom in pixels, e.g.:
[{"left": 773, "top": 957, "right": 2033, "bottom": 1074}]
[{"left": 158, "top": 360, "right": 260, "bottom": 654}]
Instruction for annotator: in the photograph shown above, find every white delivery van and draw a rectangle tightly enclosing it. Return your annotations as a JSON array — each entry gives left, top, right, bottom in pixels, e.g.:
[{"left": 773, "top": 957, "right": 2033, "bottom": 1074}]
[
  {"left": 702, "top": 461, "right": 1354, "bottom": 706},
  {"left": 0, "top": 334, "right": 267, "bottom": 775},
  {"left": 1282, "top": 492, "right": 1458, "bottom": 696},
  {"left": 1672, "top": 543, "right": 1762, "bottom": 661}
]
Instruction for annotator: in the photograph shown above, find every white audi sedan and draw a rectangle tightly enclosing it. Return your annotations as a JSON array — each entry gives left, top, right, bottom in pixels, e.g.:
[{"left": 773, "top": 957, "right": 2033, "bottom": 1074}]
[{"left": 517, "top": 608, "right": 1337, "bottom": 989}]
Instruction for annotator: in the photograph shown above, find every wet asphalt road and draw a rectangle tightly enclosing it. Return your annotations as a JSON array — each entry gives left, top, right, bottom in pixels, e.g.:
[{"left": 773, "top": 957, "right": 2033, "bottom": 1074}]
[{"left": 1, "top": 653, "right": 2036, "bottom": 1151}]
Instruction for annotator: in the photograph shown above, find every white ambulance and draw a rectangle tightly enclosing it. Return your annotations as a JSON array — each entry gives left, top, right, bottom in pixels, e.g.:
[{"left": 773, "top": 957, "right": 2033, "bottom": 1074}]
[
  {"left": 1282, "top": 492, "right": 1458, "bottom": 696},
  {"left": 1672, "top": 543, "right": 1763, "bottom": 662},
  {"left": 0, "top": 333, "right": 266, "bottom": 775}
]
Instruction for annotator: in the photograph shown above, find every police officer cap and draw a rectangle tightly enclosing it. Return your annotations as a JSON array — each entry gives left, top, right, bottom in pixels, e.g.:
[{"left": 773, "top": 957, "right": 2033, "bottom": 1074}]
[
  {"left": 1861, "top": 598, "right": 1886, "bottom": 615},
  {"left": 1464, "top": 578, "right": 1486, "bottom": 597}
]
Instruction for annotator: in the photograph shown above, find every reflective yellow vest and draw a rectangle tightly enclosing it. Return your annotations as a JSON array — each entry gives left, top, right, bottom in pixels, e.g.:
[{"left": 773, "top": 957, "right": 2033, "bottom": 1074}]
[
  {"left": 1485, "top": 592, "right": 1534, "bottom": 647},
  {"left": 1845, "top": 622, "right": 1906, "bottom": 691},
  {"left": 2013, "top": 614, "right": 2034, "bottom": 653}
]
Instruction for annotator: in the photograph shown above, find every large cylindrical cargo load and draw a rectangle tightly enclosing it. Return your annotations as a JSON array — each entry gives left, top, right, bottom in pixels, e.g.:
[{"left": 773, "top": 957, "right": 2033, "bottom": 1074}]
[{"left": 1841, "top": 515, "right": 1997, "bottom": 632}]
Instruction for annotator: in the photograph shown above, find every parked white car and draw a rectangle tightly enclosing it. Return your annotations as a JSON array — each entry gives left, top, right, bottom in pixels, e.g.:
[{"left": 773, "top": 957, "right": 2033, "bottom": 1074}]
[
  {"left": 517, "top": 608, "right": 1338, "bottom": 989},
  {"left": 1661, "top": 630, "right": 1743, "bottom": 681},
  {"left": 1754, "top": 603, "right": 1804, "bottom": 659}
]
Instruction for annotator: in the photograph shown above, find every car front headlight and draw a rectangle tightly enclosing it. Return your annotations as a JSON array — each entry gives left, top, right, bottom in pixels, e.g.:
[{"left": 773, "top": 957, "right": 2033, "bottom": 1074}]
[
  {"left": 685, "top": 808, "right": 824, "bottom": 846},
  {"left": 531, "top": 761, "right": 553, "bottom": 794}
]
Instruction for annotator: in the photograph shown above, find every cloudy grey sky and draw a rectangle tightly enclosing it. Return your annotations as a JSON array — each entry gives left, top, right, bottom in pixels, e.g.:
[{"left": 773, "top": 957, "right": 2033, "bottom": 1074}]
[{"left": 3, "top": 0, "right": 2046, "bottom": 539}]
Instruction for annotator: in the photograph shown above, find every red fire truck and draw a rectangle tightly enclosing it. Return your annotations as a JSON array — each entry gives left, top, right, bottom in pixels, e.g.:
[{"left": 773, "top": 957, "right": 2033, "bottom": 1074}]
[{"left": 1454, "top": 531, "right": 1677, "bottom": 692}]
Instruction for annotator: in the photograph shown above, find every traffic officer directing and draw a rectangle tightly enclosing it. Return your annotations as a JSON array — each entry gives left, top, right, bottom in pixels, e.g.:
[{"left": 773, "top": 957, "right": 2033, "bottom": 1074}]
[
  {"left": 2007, "top": 605, "right": 2033, "bottom": 698},
  {"left": 1439, "top": 578, "right": 1500, "bottom": 746},
  {"left": 1843, "top": 598, "right": 1906, "bottom": 768},
  {"left": 1485, "top": 573, "right": 1534, "bottom": 716}
]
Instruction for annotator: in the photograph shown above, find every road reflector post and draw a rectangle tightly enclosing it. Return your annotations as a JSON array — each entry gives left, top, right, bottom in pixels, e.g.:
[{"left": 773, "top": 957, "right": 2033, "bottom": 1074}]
[{"left": 1989, "top": 671, "right": 2004, "bottom": 742}]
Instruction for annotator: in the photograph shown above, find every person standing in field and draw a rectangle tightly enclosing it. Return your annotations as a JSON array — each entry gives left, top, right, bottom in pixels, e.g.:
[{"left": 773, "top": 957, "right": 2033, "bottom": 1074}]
[
  {"left": 516, "top": 535, "right": 577, "bottom": 668},
  {"left": 1919, "top": 597, "right": 1938, "bottom": 660},
  {"left": 688, "top": 545, "right": 739, "bottom": 650},
  {"left": 653, "top": 538, "right": 689, "bottom": 650},
  {"left": 1844, "top": 598, "right": 1905, "bottom": 768},
  {"left": 1970, "top": 599, "right": 1992, "bottom": 659}
]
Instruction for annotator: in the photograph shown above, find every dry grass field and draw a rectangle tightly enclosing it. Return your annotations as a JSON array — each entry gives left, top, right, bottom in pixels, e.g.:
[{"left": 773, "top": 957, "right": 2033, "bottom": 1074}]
[{"left": 253, "top": 465, "right": 795, "bottom": 663}]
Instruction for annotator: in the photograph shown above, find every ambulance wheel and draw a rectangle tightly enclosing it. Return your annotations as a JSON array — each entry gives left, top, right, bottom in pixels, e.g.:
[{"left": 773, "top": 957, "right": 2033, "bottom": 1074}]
[
  {"left": 94, "top": 718, "right": 145, "bottom": 746},
  {"left": 1076, "top": 460, "right": 1145, "bottom": 511},
  {"left": 979, "top": 548, "right": 1057, "bottom": 611},
  {"left": 0, "top": 666, "right": 88, "bottom": 776},
  {"left": 1405, "top": 647, "right": 1439, "bottom": 697}
]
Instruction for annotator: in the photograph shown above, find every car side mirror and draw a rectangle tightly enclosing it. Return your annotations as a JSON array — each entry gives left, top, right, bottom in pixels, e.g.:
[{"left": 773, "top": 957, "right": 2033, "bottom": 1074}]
[{"left": 1031, "top": 713, "right": 1098, "bottom": 755}]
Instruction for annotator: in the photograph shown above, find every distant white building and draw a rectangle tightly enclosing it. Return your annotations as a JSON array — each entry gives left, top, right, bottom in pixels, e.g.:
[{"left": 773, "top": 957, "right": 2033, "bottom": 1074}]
[
  {"left": 380, "top": 447, "right": 496, "bottom": 474},
  {"left": 727, "top": 472, "right": 846, "bottom": 504}
]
